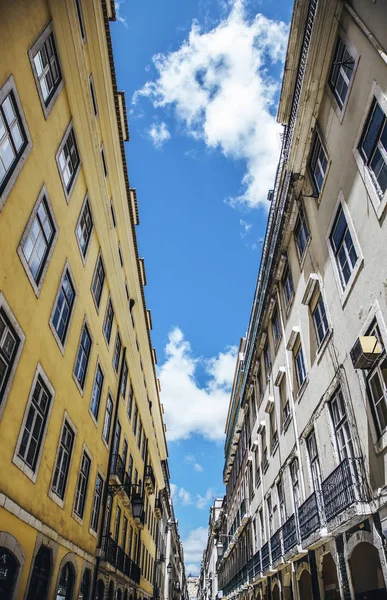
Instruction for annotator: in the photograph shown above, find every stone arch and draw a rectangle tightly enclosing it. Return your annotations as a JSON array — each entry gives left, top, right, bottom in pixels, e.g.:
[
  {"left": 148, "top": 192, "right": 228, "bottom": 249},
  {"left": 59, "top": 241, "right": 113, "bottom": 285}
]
[
  {"left": 272, "top": 583, "right": 280, "bottom": 600},
  {"left": 107, "top": 579, "right": 114, "bottom": 600},
  {"left": 0, "top": 531, "right": 26, "bottom": 599},
  {"left": 347, "top": 528, "right": 383, "bottom": 558},
  {"left": 96, "top": 578, "right": 105, "bottom": 600},
  {"left": 297, "top": 564, "right": 313, "bottom": 600},
  {"left": 296, "top": 561, "right": 311, "bottom": 581},
  {"left": 349, "top": 541, "right": 387, "bottom": 597},
  {"left": 53, "top": 552, "right": 78, "bottom": 600},
  {"left": 320, "top": 552, "right": 340, "bottom": 600}
]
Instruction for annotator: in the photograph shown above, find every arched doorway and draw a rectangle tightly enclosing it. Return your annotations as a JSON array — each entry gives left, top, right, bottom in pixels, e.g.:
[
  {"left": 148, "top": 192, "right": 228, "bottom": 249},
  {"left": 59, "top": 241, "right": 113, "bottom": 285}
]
[
  {"left": 321, "top": 553, "right": 340, "bottom": 600},
  {"left": 79, "top": 568, "right": 91, "bottom": 599},
  {"left": 26, "top": 545, "right": 52, "bottom": 600},
  {"left": 0, "top": 548, "right": 18, "bottom": 598},
  {"left": 298, "top": 569, "right": 313, "bottom": 600},
  {"left": 116, "top": 589, "right": 122, "bottom": 600},
  {"left": 272, "top": 583, "right": 280, "bottom": 600},
  {"left": 56, "top": 562, "right": 75, "bottom": 600},
  {"left": 107, "top": 580, "right": 114, "bottom": 600},
  {"left": 96, "top": 579, "right": 105, "bottom": 600},
  {"left": 124, "top": 590, "right": 128, "bottom": 600},
  {"left": 349, "top": 542, "right": 387, "bottom": 599}
]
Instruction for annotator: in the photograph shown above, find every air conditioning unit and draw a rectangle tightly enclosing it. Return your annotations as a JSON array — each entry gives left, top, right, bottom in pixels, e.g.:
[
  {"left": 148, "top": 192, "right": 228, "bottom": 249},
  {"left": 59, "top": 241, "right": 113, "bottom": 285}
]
[{"left": 350, "top": 336, "right": 382, "bottom": 369}]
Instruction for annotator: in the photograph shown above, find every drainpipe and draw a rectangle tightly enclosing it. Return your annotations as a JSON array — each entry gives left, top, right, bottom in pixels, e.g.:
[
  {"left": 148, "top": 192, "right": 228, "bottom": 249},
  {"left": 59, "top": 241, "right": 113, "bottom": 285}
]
[
  {"left": 164, "top": 523, "right": 172, "bottom": 600},
  {"left": 344, "top": 2, "right": 387, "bottom": 66},
  {"left": 276, "top": 288, "right": 306, "bottom": 501},
  {"left": 91, "top": 347, "right": 127, "bottom": 600}
]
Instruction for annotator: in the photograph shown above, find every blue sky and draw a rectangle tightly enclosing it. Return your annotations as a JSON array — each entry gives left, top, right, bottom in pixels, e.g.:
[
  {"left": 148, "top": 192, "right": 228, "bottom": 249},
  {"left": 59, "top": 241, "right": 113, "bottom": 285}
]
[{"left": 111, "top": 0, "right": 293, "bottom": 574}]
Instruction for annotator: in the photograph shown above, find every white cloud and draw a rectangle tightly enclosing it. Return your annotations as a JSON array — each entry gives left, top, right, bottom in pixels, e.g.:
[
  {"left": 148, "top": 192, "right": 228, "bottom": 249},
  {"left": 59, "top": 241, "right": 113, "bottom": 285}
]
[
  {"left": 178, "top": 487, "right": 193, "bottom": 505},
  {"left": 185, "top": 455, "right": 204, "bottom": 472},
  {"left": 170, "top": 483, "right": 177, "bottom": 501},
  {"left": 115, "top": 0, "right": 128, "bottom": 27},
  {"left": 196, "top": 488, "right": 215, "bottom": 509},
  {"left": 146, "top": 122, "right": 171, "bottom": 148},
  {"left": 133, "top": 0, "right": 288, "bottom": 208},
  {"left": 182, "top": 527, "right": 208, "bottom": 573},
  {"left": 240, "top": 219, "right": 252, "bottom": 238},
  {"left": 194, "top": 462, "right": 203, "bottom": 472},
  {"left": 159, "top": 327, "right": 237, "bottom": 441}
]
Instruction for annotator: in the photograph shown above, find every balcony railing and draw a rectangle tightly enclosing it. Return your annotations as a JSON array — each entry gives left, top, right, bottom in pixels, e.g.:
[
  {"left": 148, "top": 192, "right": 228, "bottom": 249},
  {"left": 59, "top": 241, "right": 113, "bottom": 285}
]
[
  {"left": 270, "top": 529, "right": 282, "bottom": 563},
  {"left": 261, "top": 542, "right": 270, "bottom": 572},
  {"left": 102, "top": 535, "right": 141, "bottom": 583},
  {"left": 298, "top": 491, "right": 323, "bottom": 541},
  {"left": 131, "top": 561, "right": 141, "bottom": 584},
  {"left": 124, "top": 554, "right": 132, "bottom": 578},
  {"left": 117, "top": 546, "right": 125, "bottom": 572},
  {"left": 248, "top": 550, "right": 261, "bottom": 581},
  {"left": 282, "top": 514, "right": 299, "bottom": 554},
  {"left": 103, "top": 535, "right": 118, "bottom": 566},
  {"left": 322, "top": 457, "right": 369, "bottom": 522},
  {"left": 111, "top": 454, "right": 125, "bottom": 484},
  {"left": 145, "top": 465, "right": 156, "bottom": 494}
]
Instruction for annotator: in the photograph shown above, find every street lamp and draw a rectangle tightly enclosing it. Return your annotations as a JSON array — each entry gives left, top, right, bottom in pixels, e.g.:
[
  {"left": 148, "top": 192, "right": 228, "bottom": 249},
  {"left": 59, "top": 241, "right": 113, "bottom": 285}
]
[
  {"left": 216, "top": 541, "right": 224, "bottom": 560},
  {"left": 167, "top": 562, "right": 172, "bottom": 575}
]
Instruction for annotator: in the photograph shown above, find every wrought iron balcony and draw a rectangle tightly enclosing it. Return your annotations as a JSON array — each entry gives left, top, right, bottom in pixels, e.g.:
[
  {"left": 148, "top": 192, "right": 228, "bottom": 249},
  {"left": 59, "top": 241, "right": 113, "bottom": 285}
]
[
  {"left": 155, "top": 496, "right": 163, "bottom": 520},
  {"left": 103, "top": 535, "right": 118, "bottom": 566},
  {"left": 282, "top": 514, "right": 299, "bottom": 554},
  {"left": 321, "top": 457, "right": 369, "bottom": 522},
  {"left": 124, "top": 554, "right": 132, "bottom": 578},
  {"left": 110, "top": 453, "right": 125, "bottom": 484},
  {"left": 144, "top": 465, "right": 156, "bottom": 495},
  {"left": 247, "top": 550, "right": 261, "bottom": 581},
  {"left": 298, "top": 490, "right": 323, "bottom": 541},
  {"left": 261, "top": 542, "right": 270, "bottom": 572},
  {"left": 270, "top": 529, "right": 282, "bottom": 563},
  {"left": 121, "top": 471, "right": 132, "bottom": 506},
  {"left": 131, "top": 561, "right": 141, "bottom": 584},
  {"left": 116, "top": 546, "right": 125, "bottom": 572}
]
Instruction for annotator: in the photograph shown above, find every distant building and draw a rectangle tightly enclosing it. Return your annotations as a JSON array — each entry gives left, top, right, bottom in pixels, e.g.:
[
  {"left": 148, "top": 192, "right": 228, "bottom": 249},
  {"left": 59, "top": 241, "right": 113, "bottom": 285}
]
[
  {"left": 215, "top": 1, "right": 387, "bottom": 600},
  {"left": 198, "top": 499, "right": 225, "bottom": 600},
  {"left": 187, "top": 575, "right": 200, "bottom": 600}
]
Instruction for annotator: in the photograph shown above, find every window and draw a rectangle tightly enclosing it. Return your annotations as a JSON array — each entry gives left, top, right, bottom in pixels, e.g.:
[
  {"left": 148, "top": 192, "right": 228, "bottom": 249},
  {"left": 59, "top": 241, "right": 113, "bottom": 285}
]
[
  {"left": 290, "top": 459, "right": 300, "bottom": 509},
  {"left": 259, "top": 508, "right": 265, "bottom": 545},
  {"left": 113, "top": 421, "right": 121, "bottom": 456},
  {"left": 17, "top": 374, "right": 52, "bottom": 472},
  {"left": 122, "top": 517, "right": 128, "bottom": 552},
  {"left": 309, "top": 132, "right": 328, "bottom": 194},
  {"left": 128, "top": 383, "right": 134, "bottom": 419},
  {"left": 113, "top": 332, "right": 122, "bottom": 373},
  {"left": 329, "top": 388, "right": 354, "bottom": 461},
  {"left": 89, "top": 75, "right": 97, "bottom": 116},
  {"left": 329, "top": 37, "right": 355, "bottom": 110},
  {"left": 57, "top": 124, "right": 80, "bottom": 197},
  {"left": 263, "top": 340, "right": 271, "bottom": 376},
  {"left": 51, "top": 267, "right": 76, "bottom": 347},
  {"left": 52, "top": 420, "right": 75, "bottom": 500},
  {"left": 294, "top": 211, "right": 310, "bottom": 260},
  {"left": 272, "top": 305, "right": 281, "bottom": 348},
  {"left": 90, "top": 364, "right": 104, "bottom": 421},
  {"left": 118, "top": 244, "right": 123, "bottom": 267},
  {"left": 137, "top": 420, "right": 143, "bottom": 450},
  {"left": 76, "top": 198, "right": 93, "bottom": 259},
  {"left": 358, "top": 97, "right": 387, "bottom": 199},
  {"left": 311, "top": 293, "right": 329, "bottom": 346},
  {"left": 261, "top": 430, "right": 268, "bottom": 473},
  {"left": 128, "top": 454, "right": 133, "bottom": 483},
  {"left": 74, "top": 451, "right": 91, "bottom": 518},
  {"left": 30, "top": 24, "right": 62, "bottom": 113},
  {"left": 277, "top": 478, "right": 286, "bottom": 525},
  {"left": 26, "top": 545, "right": 52, "bottom": 600},
  {"left": 20, "top": 191, "right": 57, "bottom": 289},
  {"left": 121, "top": 361, "right": 128, "bottom": 398},
  {"left": 56, "top": 562, "right": 75, "bottom": 600},
  {"left": 103, "top": 394, "right": 113, "bottom": 444},
  {"left": 132, "top": 403, "right": 138, "bottom": 436},
  {"left": 128, "top": 525, "right": 133, "bottom": 558},
  {"left": 294, "top": 344, "right": 307, "bottom": 390},
  {"left": 110, "top": 201, "right": 116, "bottom": 227},
  {"left": 114, "top": 505, "right": 121, "bottom": 542},
  {"left": 101, "top": 146, "right": 107, "bottom": 177},
  {"left": 90, "top": 473, "right": 103, "bottom": 532},
  {"left": 142, "top": 434, "right": 146, "bottom": 462},
  {"left": 282, "top": 262, "right": 294, "bottom": 309},
  {"left": 74, "top": 324, "right": 92, "bottom": 390},
  {"left": 92, "top": 255, "right": 105, "bottom": 308},
  {"left": 267, "top": 495, "right": 273, "bottom": 536},
  {"left": 329, "top": 203, "right": 358, "bottom": 289},
  {"left": 75, "top": 0, "right": 86, "bottom": 42},
  {"left": 122, "top": 439, "right": 128, "bottom": 470},
  {"left": 0, "top": 78, "right": 30, "bottom": 203},
  {"left": 0, "top": 306, "right": 22, "bottom": 405},
  {"left": 103, "top": 299, "right": 114, "bottom": 343},
  {"left": 306, "top": 430, "right": 321, "bottom": 491},
  {"left": 366, "top": 321, "right": 387, "bottom": 436},
  {"left": 270, "top": 408, "right": 278, "bottom": 452}
]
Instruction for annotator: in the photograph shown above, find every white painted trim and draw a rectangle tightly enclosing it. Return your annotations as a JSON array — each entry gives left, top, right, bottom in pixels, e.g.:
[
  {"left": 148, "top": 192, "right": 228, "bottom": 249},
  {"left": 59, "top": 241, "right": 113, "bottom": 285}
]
[
  {"left": 49, "top": 260, "right": 77, "bottom": 355},
  {"left": 48, "top": 411, "right": 78, "bottom": 509},
  {"left": 55, "top": 120, "right": 81, "bottom": 203},
  {"left": 75, "top": 192, "right": 94, "bottom": 266},
  {"left": 327, "top": 31, "right": 360, "bottom": 125}
]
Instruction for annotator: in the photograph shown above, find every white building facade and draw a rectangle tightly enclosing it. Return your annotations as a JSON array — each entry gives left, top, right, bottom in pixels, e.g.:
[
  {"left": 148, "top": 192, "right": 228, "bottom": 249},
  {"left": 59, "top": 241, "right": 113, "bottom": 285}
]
[{"left": 217, "top": 2, "right": 387, "bottom": 600}]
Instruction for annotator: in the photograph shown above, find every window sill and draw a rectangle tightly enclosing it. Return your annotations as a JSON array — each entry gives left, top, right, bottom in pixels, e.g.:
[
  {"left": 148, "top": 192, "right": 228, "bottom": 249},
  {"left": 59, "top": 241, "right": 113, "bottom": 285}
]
[
  {"left": 72, "top": 372, "right": 85, "bottom": 397},
  {"left": 353, "top": 148, "right": 387, "bottom": 221},
  {"left": 283, "top": 414, "right": 292, "bottom": 433},
  {"left": 316, "top": 328, "right": 333, "bottom": 364},
  {"left": 48, "top": 489, "right": 65, "bottom": 509},
  {"left": 297, "top": 237, "right": 311, "bottom": 271},
  {"left": 272, "top": 440, "right": 279, "bottom": 456},
  {"left": 12, "top": 455, "right": 38, "bottom": 484},
  {"left": 375, "top": 430, "right": 387, "bottom": 454},
  {"left": 296, "top": 376, "right": 309, "bottom": 402},
  {"left": 338, "top": 257, "right": 364, "bottom": 308},
  {"left": 89, "top": 527, "right": 98, "bottom": 539},
  {"left": 263, "top": 460, "right": 269, "bottom": 474},
  {"left": 72, "top": 511, "right": 84, "bottom": 527}
]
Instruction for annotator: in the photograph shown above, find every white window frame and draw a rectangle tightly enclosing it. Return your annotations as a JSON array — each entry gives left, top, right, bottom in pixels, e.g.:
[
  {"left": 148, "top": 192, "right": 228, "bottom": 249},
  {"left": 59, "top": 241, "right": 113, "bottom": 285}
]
[
  {"left": 0, "top": 76, "right": 32, "bottom": 209},
  {"left": 72, "top": 443, "right": 92, "bottom": 524},
  {"left": 308, "top": 130, "right": 330, "bottom": 197},
  {"left": 89, "top": 358, "right": 105, "bottom": 426},
  {"left": 13, "top": 363, "right": 55, "bottom": 482},
  {"left": 75, "top": 193, "right": 93, "bottom": 265},
  {"left": 103, "top": 296, "right": 114, "bottom": 345},
  {"left": 17, "top": 184, "right": 59, "bottom": 297},
  {"left": 49, "top": 261, "right": 77, "bottom": 355},
  {"left": 353, "top": 82, "right": 387, "bottom": 220},
  {"left": 55, "top": 121, "right": 81, "bottom": 202},
  {"left": 91, "top": 252, "right": 105, "bottom": 312},
  {"left": 326, "top": 191, "right": 363, "bottom": 306},
  {"left": 49, "top": 411, "right": 77, "bottom": 508},
  {"left": 0, "top": 292, "right": 26, "bottom": 420},
  {"left": 328, "top": 34, "right": 359, "bottom": 123},
  {"left": 72, "top": 317, "right": 93, "bottom": 396},
  {"left": 102, "top": 391, "right": 114, "bottom": 447},
  {"left": 89, "top": 470, "right": 104, "bottom": 536},
  {"left": 28, "top": 22, "right": 64, "bottom": 119}
]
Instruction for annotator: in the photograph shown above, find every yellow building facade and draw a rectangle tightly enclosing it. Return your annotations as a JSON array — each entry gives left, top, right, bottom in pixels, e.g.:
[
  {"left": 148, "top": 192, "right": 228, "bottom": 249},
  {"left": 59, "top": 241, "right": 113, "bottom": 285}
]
[{"left": 0, "top": 1, "right": 171, "bottom": 599}]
